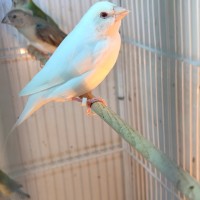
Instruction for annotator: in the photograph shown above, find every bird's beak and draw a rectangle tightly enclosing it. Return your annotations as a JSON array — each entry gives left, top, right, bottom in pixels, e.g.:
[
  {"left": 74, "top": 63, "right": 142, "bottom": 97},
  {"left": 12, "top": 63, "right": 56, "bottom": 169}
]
[
  {"left": 114, "top": 6, "right": 129, "bottom": 21},
  {"left": 1, "top": 16, "right": 10, "bottom": 24}
]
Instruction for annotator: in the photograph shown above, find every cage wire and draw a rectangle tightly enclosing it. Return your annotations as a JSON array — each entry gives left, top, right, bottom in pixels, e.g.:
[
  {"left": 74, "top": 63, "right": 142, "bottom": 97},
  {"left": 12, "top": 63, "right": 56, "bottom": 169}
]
[{"left": 0, "top": 0, "right": 199, "bottom": 200}]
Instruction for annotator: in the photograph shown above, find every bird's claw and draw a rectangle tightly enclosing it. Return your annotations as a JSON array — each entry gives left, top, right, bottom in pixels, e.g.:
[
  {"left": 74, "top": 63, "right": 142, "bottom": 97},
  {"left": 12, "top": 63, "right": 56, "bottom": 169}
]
[
  {"left": 72, "top": 96, "right": 107, "bottom": 115},
  {"left": 86, "top": 97, "right": 107, "bottom": 115}
]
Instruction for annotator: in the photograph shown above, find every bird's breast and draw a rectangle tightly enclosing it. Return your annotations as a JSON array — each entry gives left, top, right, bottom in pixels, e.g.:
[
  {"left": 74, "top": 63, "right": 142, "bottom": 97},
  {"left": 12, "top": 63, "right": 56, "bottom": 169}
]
[{"left": 82, "top": 33, "right": 121, "bottom": 91}]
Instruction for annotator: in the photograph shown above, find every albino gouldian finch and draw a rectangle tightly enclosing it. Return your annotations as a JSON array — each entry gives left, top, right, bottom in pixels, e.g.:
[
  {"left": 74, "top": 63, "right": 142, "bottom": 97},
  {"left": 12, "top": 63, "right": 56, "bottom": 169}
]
[
  {"left": 0, "top": 170, "right": 30, "bottom": 199},
  {"left": 11, "top": 0, "right": 58, "bottom": 27},
  {"left": 1, "top": 9, "right": 66, "bottom": 54},
  {"left": 12, "top": 1, "right": 129, "bottom": 128}
]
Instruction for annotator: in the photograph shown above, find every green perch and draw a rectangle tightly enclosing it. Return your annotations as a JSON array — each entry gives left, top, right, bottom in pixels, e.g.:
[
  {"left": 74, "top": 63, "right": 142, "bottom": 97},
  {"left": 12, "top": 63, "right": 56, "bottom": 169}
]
[
  {"left": 0, "top": 170, "right": 30, "bottom": 199},
  {"left": 91, "top": 102, "right": 200, "bottom": 200}
]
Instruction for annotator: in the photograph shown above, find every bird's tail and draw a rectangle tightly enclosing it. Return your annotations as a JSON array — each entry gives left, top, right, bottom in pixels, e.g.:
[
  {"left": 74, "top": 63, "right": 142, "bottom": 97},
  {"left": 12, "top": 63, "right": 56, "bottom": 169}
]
[
  {"left": 15, "top": 93, "right": 49, "bottom": 128},
  {"left": 2, "top": 93, "right": 50, "bottom": 160}
]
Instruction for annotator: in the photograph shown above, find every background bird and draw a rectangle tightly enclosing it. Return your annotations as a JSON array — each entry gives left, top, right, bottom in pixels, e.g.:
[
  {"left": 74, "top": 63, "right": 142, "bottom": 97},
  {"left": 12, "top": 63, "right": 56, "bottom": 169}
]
[
  {"left": 11, "top": 0, "right": 58, "bottom": 27},
  {"left": 2, "top": 9, "right": 66, "bottom": 54},
  {"left": 11, "top": 1, "right": 129, "bottom": 128},
  {"left": 0, "top": 170, "right": 30, "bottom": 199}
]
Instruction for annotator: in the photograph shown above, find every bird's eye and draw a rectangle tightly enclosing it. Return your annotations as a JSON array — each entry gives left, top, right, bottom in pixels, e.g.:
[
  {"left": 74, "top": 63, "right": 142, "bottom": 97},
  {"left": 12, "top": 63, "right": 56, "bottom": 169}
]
[
  {"left": 100, "top": 12, "right": 108, "bottom": 18},
  {"left": 13, "top": 15, "right": 17, "bottom": 19}
]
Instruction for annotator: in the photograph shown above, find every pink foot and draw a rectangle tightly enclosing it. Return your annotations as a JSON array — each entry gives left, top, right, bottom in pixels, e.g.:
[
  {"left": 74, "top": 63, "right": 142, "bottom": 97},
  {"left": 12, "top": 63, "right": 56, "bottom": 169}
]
[
  {"left": 72, "top": 97, "right": 82, "bottom": 103},
  {"left": 86, "top": 97, "right": 107, "bottom": 115}
]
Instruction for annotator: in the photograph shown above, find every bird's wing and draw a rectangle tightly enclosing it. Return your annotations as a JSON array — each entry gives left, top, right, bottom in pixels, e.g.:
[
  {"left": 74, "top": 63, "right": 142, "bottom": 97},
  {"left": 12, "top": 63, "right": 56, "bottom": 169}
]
[
  {"left": 19, "top": 38, "right": 110, "bottom": 96},
  {"left": 35, "top": 22, "right": 66, "bottom": 46}
]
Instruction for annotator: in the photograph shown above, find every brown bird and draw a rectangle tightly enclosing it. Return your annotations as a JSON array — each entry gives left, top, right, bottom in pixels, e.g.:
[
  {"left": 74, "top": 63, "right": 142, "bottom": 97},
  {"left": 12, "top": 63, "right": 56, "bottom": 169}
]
[{"left": 2, "top": 9, "right": 66, "bottom": 54}]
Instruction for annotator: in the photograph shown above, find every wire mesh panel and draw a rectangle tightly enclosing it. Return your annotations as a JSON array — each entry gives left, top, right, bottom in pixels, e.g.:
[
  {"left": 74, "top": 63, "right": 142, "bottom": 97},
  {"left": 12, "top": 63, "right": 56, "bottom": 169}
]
[{"left": 120, "top": 0, "right": 200, "bottom": 199}]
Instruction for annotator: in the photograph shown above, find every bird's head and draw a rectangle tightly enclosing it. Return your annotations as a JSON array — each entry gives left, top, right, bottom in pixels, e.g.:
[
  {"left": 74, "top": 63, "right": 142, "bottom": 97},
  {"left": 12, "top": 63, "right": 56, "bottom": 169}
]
[
  {"left": 1, "top": 9, "right": 33, "bottom": 28},
  {"left": 81, "top": 1, "right": 129, "bottom": 36}
]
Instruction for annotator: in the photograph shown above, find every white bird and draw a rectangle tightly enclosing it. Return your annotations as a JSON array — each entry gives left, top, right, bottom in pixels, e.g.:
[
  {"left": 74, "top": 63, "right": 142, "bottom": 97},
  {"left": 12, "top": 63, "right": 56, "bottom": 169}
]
[{"left": 14, "top": 1, "right": 129, "bottom": 127}]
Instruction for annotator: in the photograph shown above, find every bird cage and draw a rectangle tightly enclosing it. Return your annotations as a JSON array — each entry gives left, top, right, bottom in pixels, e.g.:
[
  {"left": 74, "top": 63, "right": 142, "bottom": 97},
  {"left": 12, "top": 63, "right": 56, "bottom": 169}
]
[{"left": 0, "top": 0, "right": 199, "bottom": 200}]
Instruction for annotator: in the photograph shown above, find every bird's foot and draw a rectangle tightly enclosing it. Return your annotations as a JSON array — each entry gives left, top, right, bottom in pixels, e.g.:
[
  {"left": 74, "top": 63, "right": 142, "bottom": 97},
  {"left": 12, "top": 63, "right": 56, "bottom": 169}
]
[
  {"left": 86, "top": 97, "right": 107, "bottom": 115},
  {"left": 72, "top": 97, "right": 82, "bottom": 103},
  {"left": 72, "top": 96, "right": 107, "bottom": 115},
  {"left": 72, "top": 97, "right": 88, "bottom": 106}
]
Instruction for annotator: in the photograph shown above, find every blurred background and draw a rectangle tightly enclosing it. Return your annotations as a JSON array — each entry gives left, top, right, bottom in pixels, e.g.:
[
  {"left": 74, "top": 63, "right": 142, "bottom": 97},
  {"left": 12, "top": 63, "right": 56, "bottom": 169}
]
[{"left": 0, "top": 0, "right": 199, "bottom": 199}]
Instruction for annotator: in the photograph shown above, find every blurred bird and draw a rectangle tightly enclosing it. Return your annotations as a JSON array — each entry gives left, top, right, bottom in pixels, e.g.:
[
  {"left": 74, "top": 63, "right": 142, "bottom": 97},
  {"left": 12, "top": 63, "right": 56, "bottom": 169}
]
[
  {"left": 1, "top": 9, "right": 66, "bottom": 54},
  {"left": 11, "top": 1, "right": 129, "bottom": 128},
  {"left": 11, "top": 0, "right": 58, "bottom": 27},
  {"left": 0, "top": 170, "right": 30, "bottom": 199}
]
